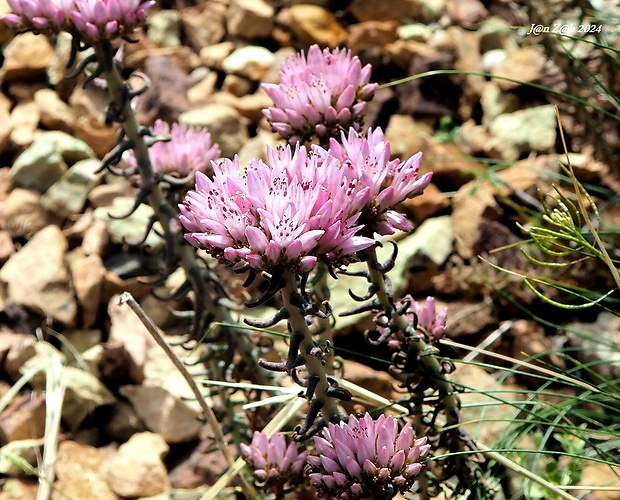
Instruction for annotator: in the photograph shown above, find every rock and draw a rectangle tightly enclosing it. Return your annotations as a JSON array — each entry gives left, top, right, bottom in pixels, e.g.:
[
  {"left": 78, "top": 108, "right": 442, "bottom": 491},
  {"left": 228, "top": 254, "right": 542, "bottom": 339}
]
[
  {"left": 7, "top": 81, "right": 47, "bottom": 102},
  {"left": 47, "top": 32, "right": 75, "bottom": 89},
  {"left": 53, "top": 440, "right": 118, "bottom": 500},
  {"left": 105, "top": 400, "right": 146, "bottom": 442},
  {"left": 179, "top": 103, "right": 250, "bottom": 158},
  {"left": 69, "top": 253, "right": 106, "bottom": 328},
  {"left": 93, "top": 197, "right": 163, "bottom": 249},
  {"left": 59, "top": 329, "right": 102, "bottom": 362},
  {"left": 120, "top": 385, "right": 202, "bottom": 444},
  {"left": 36, "top": 130, "right": 95, "bottom": 165},
  {"left": 88, "top": 180, "right": 138, "bottom": 208},
  {"left": 199, "top": 41, "right": 236, "bottom": 71},
  {"left": 97, "top": 340, "right": 144, "bottom": 388},
  {"left": 226, "top": 0, "right": 275, "bottom": 39},
  {"left": 0, "top": 478, "right": 38, "bottom": 500},
  {"left": 8, "top": 101, "right": 40, "bottom": 150},
  {"left": 480, "top": 48, "right": 507, "bottom": 73},
  {"left": 10, "top": 138, "right": 67, "bottom": 192},
  {"left": 222, "top": 45, "right": 276, "bottom": 81},
  {"left": 0, "top": 231, "right": 14, "bottom": 263},
  {"left": 187, "top": 69, "right": 219, "bottom": 104},
  {"left": 180, "top": 3, "right": 226, "bottom": 52},
  {"left": 0, "top": 226, "right": 78, "bottom": 326},
  {"left": 479, "top": 83, "right": 520, "bottom": 125},
  {"left": 0, "top": 393, "right": 46, "bottom": 443},
  {"left": 491, "top": 46, "right": 547, "bottom": 91},
  {"left": 2, "top": 334, "right": 37, "bottom": 382},
  {"left": 350, "top": 0, "right": 445, "bottom": 23},
  {"left": 73, "top": 116, "right": 119, "bottom": 159},
  {"left": 578, "top": 463, "right": 620, "bottom": 500},
  {"left": 396, "top": 23, "right": 432, "bottom": 42},
  {"left": 445, "top": 300, "right": 498, "bottom": 338},
  {"left": 347, "top": 21, "right": 398, "bottom": 54},
  {"left": 0, "top": 439, "right": 41, "bottom": 476},
  {"left": 237, "top": 129, "right": 281, "bottom": 166},
  {"left": 402, "top": 182, "right": 450, "bottom": 221},
  {"left": 33, "top": 88, "right": 75, "bottom": 133},
  {"left": 222, "top": 74, "right": 254, "bottom": 98},
  {"left": 61, "top": 367, "right": 116, "bottom": 431},
  {"left": 82, "top": 219, "right": 111, "bottom": 257},
  {"left": 477, "top": 16, "right": 517, "bottom": 53},
  {"left": 105, "top": 432, "right": 170, "bottom": 498},
  {"left": 147, "top": 9, "right": 181, "bottom": 47},
  {"left": 212, "top": 90, "right": 273, "bottom": 127},
  {"left": 446, "top": 0, "right": 488, "bottom": 26},
  {"left": 487, "top": 105, "right": 557, "bottom": 161},
  {"left": 0, "top": 33, "right": 54, "bottom": 83},
  {"left": 451, "top": 180, "right": 502, "bottom": 259},
  {"left": 285, "top": 5, "right": 348, "bottom": 47},
  {"left": 343, "top": 360, "right": 395, "bottom": 400}
]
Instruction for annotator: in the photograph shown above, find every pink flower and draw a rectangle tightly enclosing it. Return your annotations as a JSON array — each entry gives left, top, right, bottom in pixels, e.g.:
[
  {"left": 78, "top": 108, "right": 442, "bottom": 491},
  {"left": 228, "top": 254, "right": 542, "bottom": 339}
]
[
  {"left": 378, "top": 296, "right": 448, "bottom": 351},
  {"left": 71, "top": 0, "right": 154, "bottom": 41},
  {"left": 124, "top": 120, "right": 220, "bottom": 183},
  {"left": 325, "top": 128, "right": 432, "bottom": 235},
  {"left": 179, "top": 144, "right": 375, "bottom": 274},
  {"left": 308, "top": 413, "right": 430, "bottom": 499},
  {"left": 3, "top": 0, "right": 75, "bottom": 33},
  {"left": 262, "top": 44, "right": 378, "bottom": 145},
  {"left": 241, "top": 431, "right": 307, "bottom": 490}
]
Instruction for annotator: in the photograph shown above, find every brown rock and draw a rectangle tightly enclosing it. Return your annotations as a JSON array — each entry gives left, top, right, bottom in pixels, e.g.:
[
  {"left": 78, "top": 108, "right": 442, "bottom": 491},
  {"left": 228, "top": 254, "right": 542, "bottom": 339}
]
[
  {"left": 8, "top": 101, "right": 40, "bottom": 150},
  {"left": 227, "top": 0, "right": 275, "bottom": 39},
  {"left": 492, "top": 46, "right": 547, "bottom": 91},
  {"left": 402, "top": 182, "right": 450, "bottom": 221},
  {"left": 446, "top": 0, "right": 488, "bottom": 26},
  {"left": 344, "top": 360, "right": 395, "bottom": 400},
  {"left": 0, "top": 225, "right": 77, "bottom": 326},
  {"left": 53, "top": 440, "right": 118, "bottom": 500},
  {"left": 82, "top": 218, "right": 111, "bottom": 257},
  {"left": 0, "top": 478, "right": 39, "bottom": 500},
  {"left": 212, "top": 91, "right": 273, "bottom": 127},
  {"left": 119, "top": 384, "right": 203, "bottom": 444},
  {"left": 70, "top": 253, "right": 106, "bottom": 328},
  {"left": 87, "top": 180, "right": 139, "bottom": 208},
  {"left": 350, "top": 0, "right": 445, "bottom": 23},
  {"left": 7, "top": 82, "right": 47, "bottom": 102},
  {"left": 105, "top": 400, "right": 146, "bottom": 442},
  {"left": 105, "top": 432, "right": 170, "bottom": 498},
  {"left": 199, "top": 41, "right": 236, "bottom": 71},
  {"left": 347, "top": 21, "right": 398, "bottom": 54},
  {"left": 34, "top": 88, "right": 75, "bottom": 133},
  {"left": 285, "top": 5, "right": 347, "bottom": 47},
  {"left": 61, "top": 367, "right": 116, "bottom": 431},
  {"left": 2, "top": 334, "right": 37, "bottom": 382},
  {"left": 0, "top": 231, "right": 14, "bottom": 263},
  {"left": 97, "top": 340, "right": 144, "bottom": 388},
  {"left": 73, "top": 116, "right": 119, "bottom": 159},
  {"left": 187, "top": 69, "right": 219, "bottom": 104},
  {"left": 180, "top": 3, "right": 226, "bottom": 52},
  {"left": 0, "top": 33, "right": 54, "bottom": 83},
  {"left": 0, "top": 393, "right": 46, "bottom": 443}
]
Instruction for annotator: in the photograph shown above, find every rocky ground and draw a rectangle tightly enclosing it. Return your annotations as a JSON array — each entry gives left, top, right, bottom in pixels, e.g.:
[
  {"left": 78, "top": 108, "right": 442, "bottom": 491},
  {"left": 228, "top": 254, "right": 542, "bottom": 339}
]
[{"left": 0, "top": 0, "right": 620, "bottom": 498}]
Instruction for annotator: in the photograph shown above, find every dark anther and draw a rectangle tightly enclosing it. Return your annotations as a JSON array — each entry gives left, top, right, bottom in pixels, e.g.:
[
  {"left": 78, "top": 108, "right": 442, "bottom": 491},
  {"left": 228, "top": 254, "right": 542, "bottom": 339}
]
[
  {"left": 348, "top": 284, "right": 378, "bottom": 302},
  {"left": 245, "top": 265, "right": 285, "bottom": 307},
  {"left": 371, "top": 241, "right": 398, "bottom": 273},
  {"left": 243, "top": 307, "right": 289, "bottom": 328},
  {"left": 65, "top": 53, "right": 98, "bottom": 80},
  {"left": 108, "top": 186, "right": 151, "bottom": 219}
]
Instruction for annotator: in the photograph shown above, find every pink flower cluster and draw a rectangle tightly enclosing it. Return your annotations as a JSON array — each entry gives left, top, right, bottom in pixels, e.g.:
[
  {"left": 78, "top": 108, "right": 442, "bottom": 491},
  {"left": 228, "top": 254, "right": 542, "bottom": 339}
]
[
  {"left": 3, "top": 0, "right": 75, "bottom": 33},
  {"left": 180, "top": 143, "right": 376, "bottom": 274},
  {"left": 325, "top": 128, "right": 432, "bottom": 235},
  {"left": 263, "top": 44, "right": 378, "bottom": 145},
  {"left": 308, "top": 413, "right": 430, "bottom": 499},
  {"left": 241, "top": 431, "right": 307, "bottom": 489},
  {"left": 2, "top": 0, "right": 154, "bottom": 40},
  {"left": 124, "top": 120, "right": 220, "bottom": 182}
]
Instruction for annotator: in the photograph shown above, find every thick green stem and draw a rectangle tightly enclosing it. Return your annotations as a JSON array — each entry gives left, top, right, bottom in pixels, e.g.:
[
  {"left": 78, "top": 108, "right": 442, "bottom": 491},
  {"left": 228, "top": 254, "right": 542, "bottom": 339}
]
[{"left": 281, "top": 278, "right": 341, "bottom": 424}]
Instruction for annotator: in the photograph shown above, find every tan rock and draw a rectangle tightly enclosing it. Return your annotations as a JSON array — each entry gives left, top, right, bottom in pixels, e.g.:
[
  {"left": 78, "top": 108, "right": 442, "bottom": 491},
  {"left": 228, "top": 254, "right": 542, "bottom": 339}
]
[
  {"left": 70, "top": 253, "right": 106, "bottom": 328},
  {"left": 402, "top": 182, "right": 450, "bottom": 221},
  {"left": 8, "top": 101, "right": 40, "bottom": 150},
  {"left": 350, "top": 0, "right": 445, "bottom": 23},
  {"left": 0, "top": 478, "right": 38, "bottom": 500},
  {"left": 286, "top": 5, "right": 347, "bottom": 47},
  {"left": 119, "top": 385, "right": 202, "bottom": 443},
  {"left": 61, "top": 367, "right": 116, "bottom": 431},
  {"left": 34, "top": 88, "right": 75, "bottom": 133},
  {"left": 105, "top": 400, "right": 146, "bottom": 442},
  {"left": 0, "top": 393, "right": 46, "bottom": 443},
  {"left": 105, "top": 432, "right": 170, "bottom": 498},
  {"left": 187, "top": 69, "right": 219, "bottom": 104},
  {"left": 0, "top": 438, "right": 42, "bottom": 476},
  {"left": 3, "top": 334, "right": 37, "bottom": 382},
  {"left": 87, "top": 180, "right": 139, "bottom": 208},
  {"left": 492, "top": 46, "right": 547, "bottom": 91},
  {"left": 446, "top": 0, "right": 488, "bottom": 26},
  {"left": 212, "top": 90, "right": 273, "bottom": 127},
  {"left": 73, "top": 116, "right": 119, "bottom": 159},
  {"left": 0, "top": 231, "right": 14, "bottom": 263},
  {"left": 180, "top": 3, "right": 226, "bottom": 52},
  {"left": 0, "top": 225, "right": 77, "bottom": 325},
  {"left": 82, "top": 218, "right": 111, "bottom": 257},
  {"left": 226, "top": 0, "right": 274, "bottom": 39},
  {"left": 53, "top": 440, "right": 118, "bottom": 500},
  {"left": 0, "top": 33, "right": 54, "bottom": 83},
  {"left": 199, "top": 41, "right": 236, "bottom": 71},
  {"left": 344, "top": 360, "right": 395, "bottom": 400},
  {"left": 347, "top": 21, "right": 398, "bottom": 54}
]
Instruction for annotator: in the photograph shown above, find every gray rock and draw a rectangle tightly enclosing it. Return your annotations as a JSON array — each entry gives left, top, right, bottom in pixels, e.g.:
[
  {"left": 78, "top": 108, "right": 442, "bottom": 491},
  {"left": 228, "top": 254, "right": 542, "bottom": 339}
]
[
  {"left": 39, "top": 130, "right": 95, "bottom": 165},
  {"left": 93, "top": 197, "right": 163, "bottom": 249},
  {"left": 10, "top": 138, "right": 67, "bottom": 192},
  {"left": 41, "top": 158, "right": 103, "bottom": 216},
  {"left": 147, "top": 9, "right": 181, "bottom": 48},
  {"left": 488, "top": 105, "right": 557, "bottom": 161}
]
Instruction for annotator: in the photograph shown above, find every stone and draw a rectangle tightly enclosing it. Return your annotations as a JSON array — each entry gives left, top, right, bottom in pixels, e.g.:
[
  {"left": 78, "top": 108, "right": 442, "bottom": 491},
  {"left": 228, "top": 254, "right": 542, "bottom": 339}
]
[
  {"left": 492, "top": 46, "right": 547, "bottom": 91},
  {"left": 36, "top": 130, "right": 95, "bottom": 165},
  {"left": 69, "top": 253, "right": 106, "bottom": 328},
  {"left": 0, "top": 33, "right": 54, "bottom": 83},
  {"left": 47, "top": 32, "right": 75, "bottom": 89},
  {"left": 237, "top": 130, "right": 281, "bottom": 166},
  {"left": 93, "top": 197, "right": 163, "bottom": 249},
  {"left": 33, "top": 88, "right": 75, "bottom": 133},
  {"left": 187, "top": 69, "right": 219, "bottom": 104},
  {"left": 343, "top": 360, "right": 395, "bottom": 400},
  {"left": 222, "top": 45, "right": 276, "bottom": 81},
  {"left": 3, "top": 334, "right": 37, "bottom": 382},
  {"left": 179, "top": 103, "right": 250, "bottom": 158},
  {"left": 0, "top": 439, "right": 41, "bottom": 476},
  {"left": 226, "top": 0, "right": 274, "bottom": 39},
  {"left": 82, "top": 219, "right": 111, "bottom": 257},
  {"left": 119, "top": 385, "right": 203, "bottom": 444},
  {"left": 222, "top": 74, "right": 254, "bottom": 98},
  {"left": 0, "top": 226, "right": 77, "bottom": 326},
  {"left": 105, "top": 432, "right": 170, "bottom": 498},
  {"left": 0, "top": 393, "right": 46, "bottom": 443},
  {"left": 350, "top": 0, "right": 445, "bottom": 23},
  {"left": 0, "top": 231, "right": 14, "bottom": 263},
  {"left": 401, "top": 182, "right": 450, "bottom": 221},
  {"left": 105, "top": 400, "right": 146, "bottom": 442},
  {"left": 0, "top": 478, "right": 38, "bottom": 500},
  {"left": 59, "top": 329, "right": 102, "bottom": 362},
  {"left": 41, "top": 158, "right": 103, "bottom": 216},
  {"left": 73, "top": 117, "right": 119, "bottom": 159},
  {"left": 53, "top": 440, "right": 117, "bottom": 500},
  {"left": 146, "top": 9, "right": 181, "bottom": 47},
  {"left": 487, "top": 105, "right": 557, "bottom": 161},
  {"left": 477, "top": 16, "right": 517, "bottom": 53},
  {"left": 87, "top": 180, "right": 138, "bottom": 208},
  {"left": 397, "top": 23, "right": 432, "bottom": 42},
  {"left": 8, "top": 101, "right": 40, "bottom": 150},
  {"left": 212, "top": 90, "right": 273, "bottom": 127},
  {"left": 10, "top": 138, "right": 67, "bottom": 193},
  {"left": 347, "top": 21, "right": 398, "bottom": 53},
  {"left": 7, "top": 82, "right": 47, "bottom": 102},
  {"left": 285, "top": 5, "right": 347, "bottom": 47},
  {"left": 60, "top": 367, "right": 116, "bottom": 431},
  {"left": 3, "top": 189, "right": 55, "bottom": 238},
  {"left": 446, "top": 0, "right": 488, "bottom": 26},
  {"left": 180, "top": 3, "right": 226, "bottom": 52},
  {"left": 199, "top": 41, "right": 236, "bottom": 71},
  {"left": 479, "top": 82, "right": 520, "bottom": 125}
]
